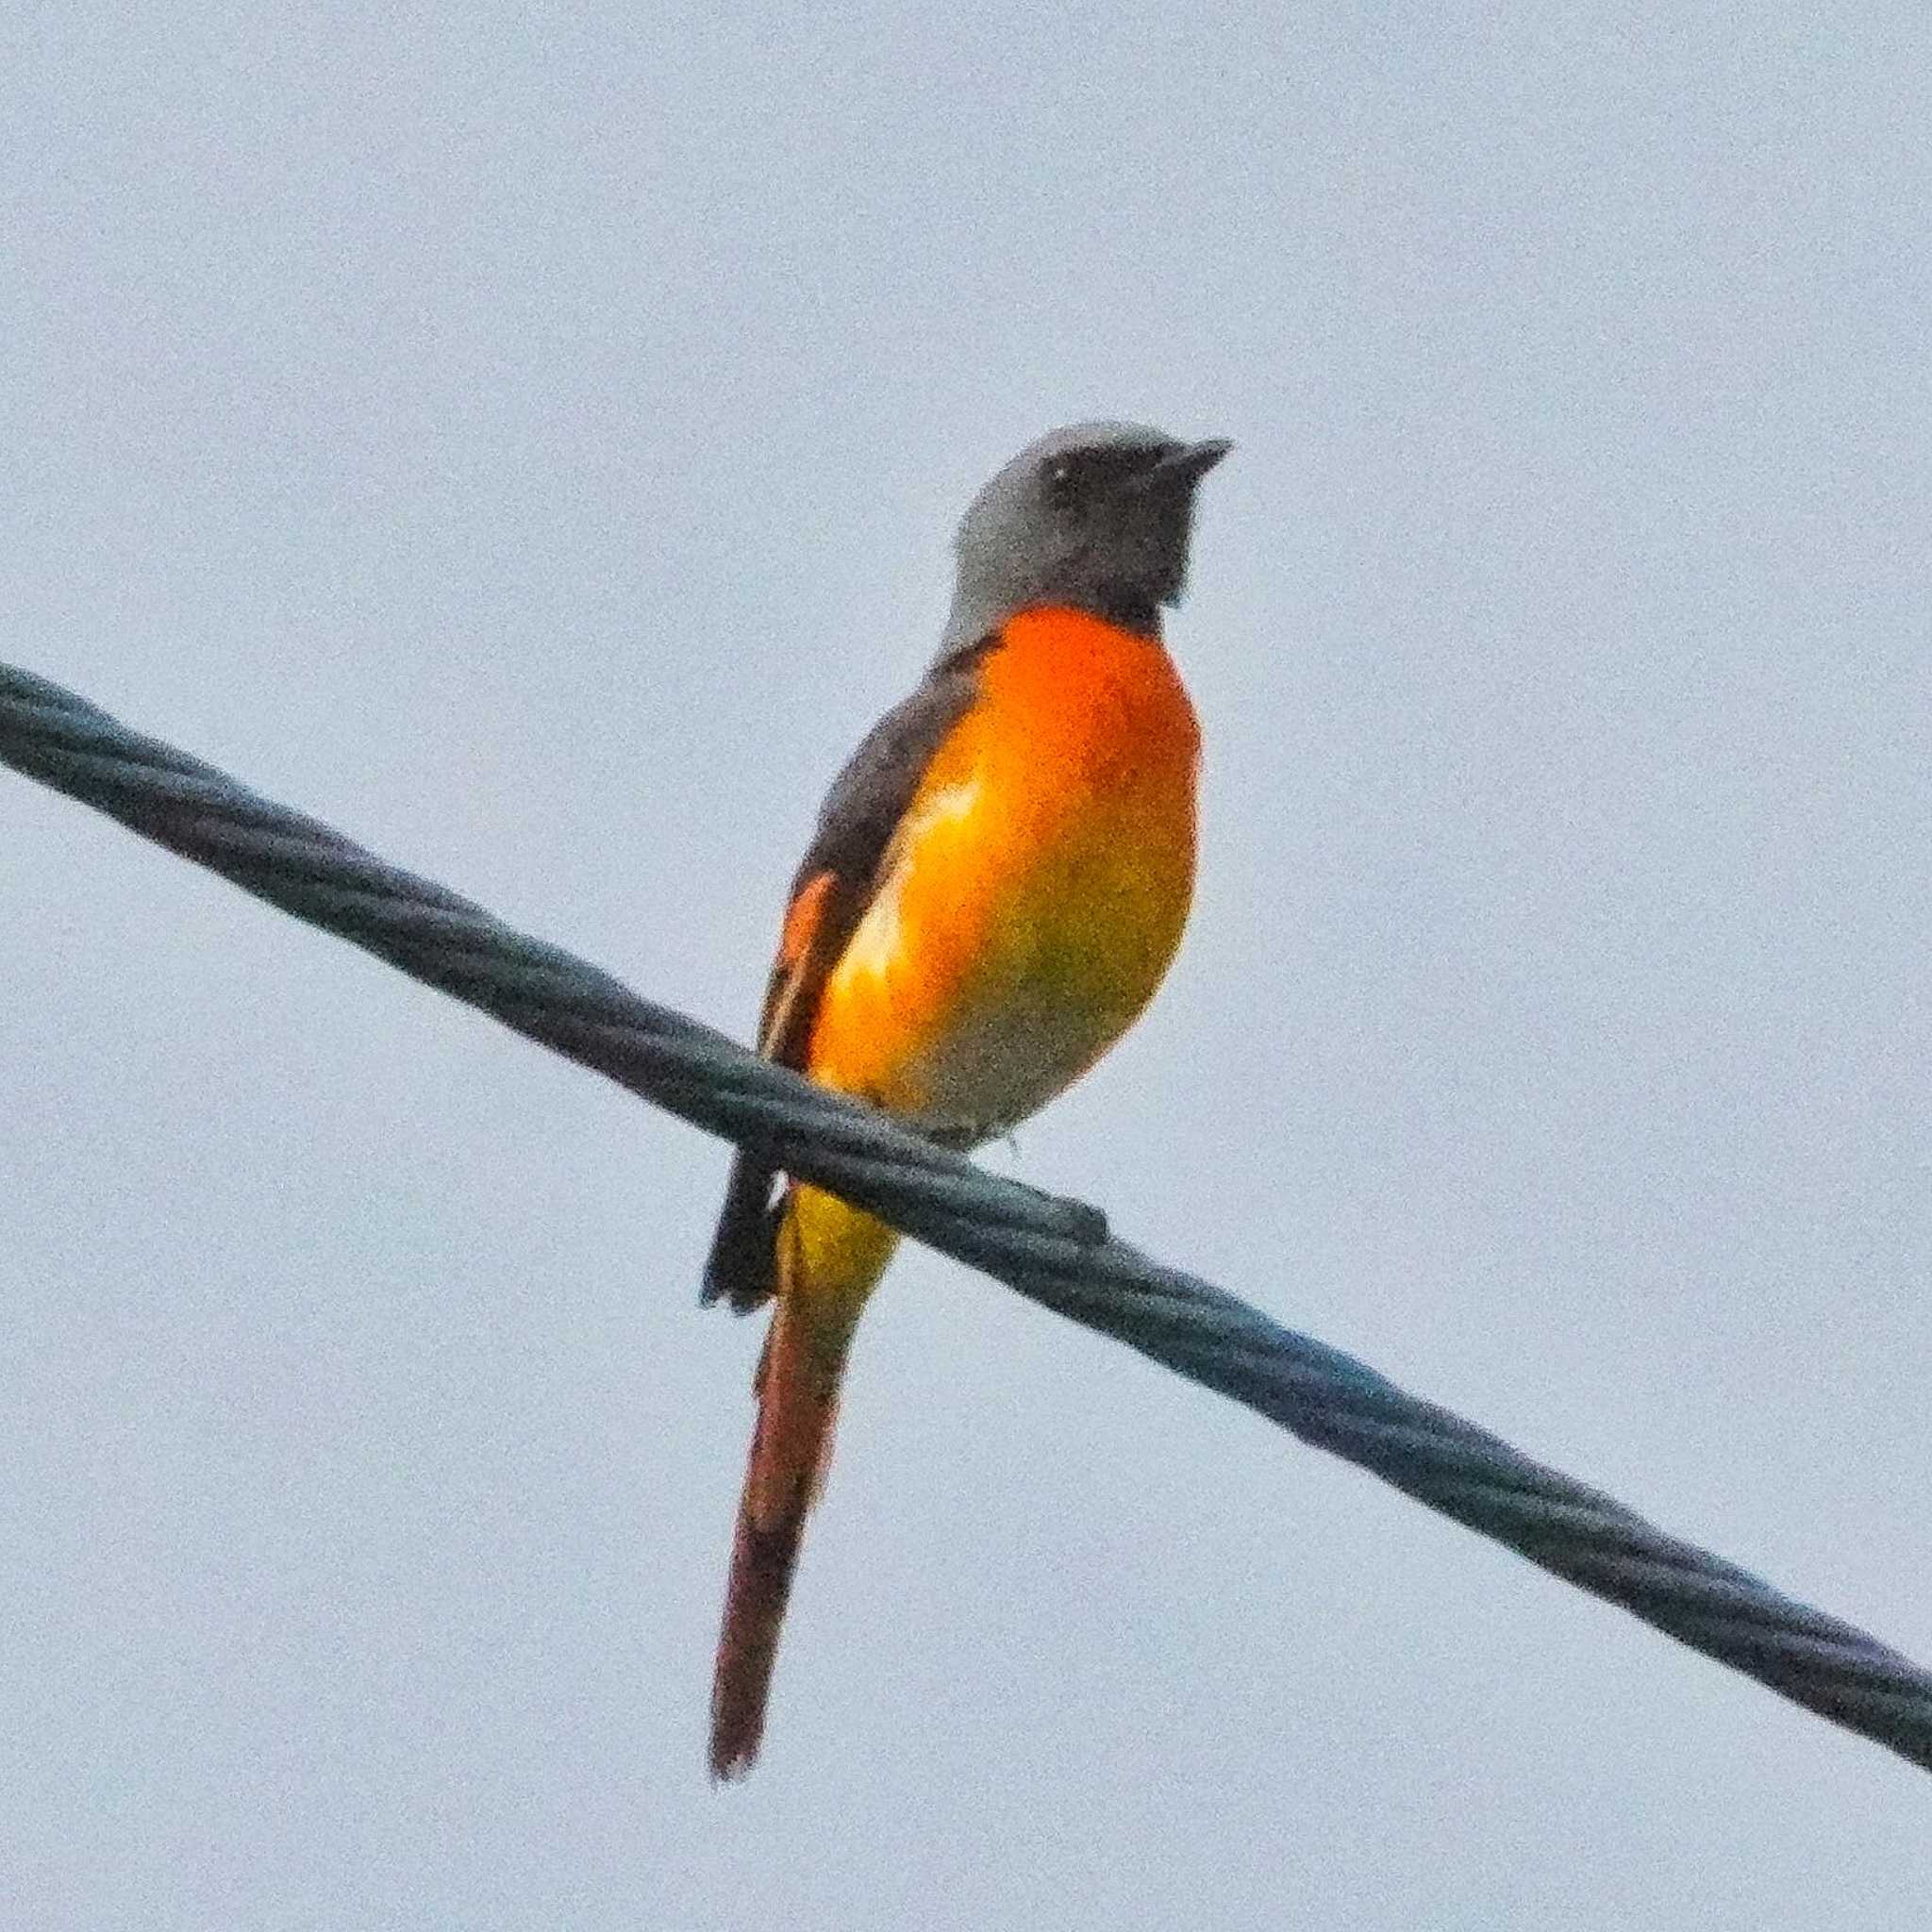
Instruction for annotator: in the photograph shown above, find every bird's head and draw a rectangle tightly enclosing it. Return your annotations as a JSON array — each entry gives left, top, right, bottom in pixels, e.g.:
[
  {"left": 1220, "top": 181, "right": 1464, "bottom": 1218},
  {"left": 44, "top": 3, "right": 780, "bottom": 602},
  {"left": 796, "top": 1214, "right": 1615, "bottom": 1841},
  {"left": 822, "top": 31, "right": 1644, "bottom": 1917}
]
[{"left": 944, "top": 421, "right": 1231, "bottom": 650}]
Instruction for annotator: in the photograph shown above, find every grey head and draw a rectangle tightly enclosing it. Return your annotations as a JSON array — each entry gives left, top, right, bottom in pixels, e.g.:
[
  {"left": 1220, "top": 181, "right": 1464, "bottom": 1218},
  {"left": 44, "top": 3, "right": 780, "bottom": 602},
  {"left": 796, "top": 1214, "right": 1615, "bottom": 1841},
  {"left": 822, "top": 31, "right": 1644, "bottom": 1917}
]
[{"left": 941, "top": 420, "right": 1232, "bottom": 654}]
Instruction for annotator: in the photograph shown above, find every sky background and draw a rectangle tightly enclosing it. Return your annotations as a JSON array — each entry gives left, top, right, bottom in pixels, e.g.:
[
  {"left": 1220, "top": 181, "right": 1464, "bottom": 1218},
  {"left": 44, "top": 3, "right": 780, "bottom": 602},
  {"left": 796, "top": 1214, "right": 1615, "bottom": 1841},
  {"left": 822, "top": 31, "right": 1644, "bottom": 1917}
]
[{"left": 3, "top": 6, "right": 1928, "bottom": 1927}]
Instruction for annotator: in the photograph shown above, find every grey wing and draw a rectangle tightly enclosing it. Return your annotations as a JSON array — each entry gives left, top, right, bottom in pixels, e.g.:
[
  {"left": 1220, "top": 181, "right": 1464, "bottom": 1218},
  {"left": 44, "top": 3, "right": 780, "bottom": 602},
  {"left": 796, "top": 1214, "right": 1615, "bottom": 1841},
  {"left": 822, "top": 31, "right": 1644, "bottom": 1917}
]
[
  {"left": 791, "top": 638, "right": 991, "bottom": 900},
  {"left": 700, "top": 638, "right": 992, "bottom": 1312}
]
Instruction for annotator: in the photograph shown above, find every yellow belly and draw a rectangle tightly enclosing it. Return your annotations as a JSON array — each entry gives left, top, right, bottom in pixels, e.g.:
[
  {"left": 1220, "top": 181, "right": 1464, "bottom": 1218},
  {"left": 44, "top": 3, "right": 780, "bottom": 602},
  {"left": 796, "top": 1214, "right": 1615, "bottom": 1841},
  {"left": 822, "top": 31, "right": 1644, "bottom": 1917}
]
[{"left": 808, "top": 606, "right": 1199, "bottom": 1138}]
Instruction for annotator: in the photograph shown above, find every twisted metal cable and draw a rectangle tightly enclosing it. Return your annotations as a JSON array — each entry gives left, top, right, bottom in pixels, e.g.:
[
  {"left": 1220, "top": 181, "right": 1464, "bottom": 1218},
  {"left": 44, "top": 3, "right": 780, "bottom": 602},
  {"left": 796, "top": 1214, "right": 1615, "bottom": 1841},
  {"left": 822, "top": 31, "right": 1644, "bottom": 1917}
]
[{"left": 5, "top": 659, "right": 1927, "bottom": 1774}]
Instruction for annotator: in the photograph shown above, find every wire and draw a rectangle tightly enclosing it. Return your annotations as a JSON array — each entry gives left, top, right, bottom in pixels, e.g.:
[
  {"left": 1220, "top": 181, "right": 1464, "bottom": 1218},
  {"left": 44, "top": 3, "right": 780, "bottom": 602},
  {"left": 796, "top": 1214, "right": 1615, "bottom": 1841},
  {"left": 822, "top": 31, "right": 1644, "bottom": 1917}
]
[{"left": 4, "top": 659, "right": 1926, "bottom": 1773}]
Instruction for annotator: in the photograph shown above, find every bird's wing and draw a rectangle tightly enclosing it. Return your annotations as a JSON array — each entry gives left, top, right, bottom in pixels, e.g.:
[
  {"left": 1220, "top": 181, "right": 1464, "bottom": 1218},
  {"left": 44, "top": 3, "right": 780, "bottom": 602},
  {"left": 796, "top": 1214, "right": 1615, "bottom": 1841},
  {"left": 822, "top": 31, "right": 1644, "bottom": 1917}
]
[{"left": 701, "top": 641, "right": 991, "bottom": 1311}]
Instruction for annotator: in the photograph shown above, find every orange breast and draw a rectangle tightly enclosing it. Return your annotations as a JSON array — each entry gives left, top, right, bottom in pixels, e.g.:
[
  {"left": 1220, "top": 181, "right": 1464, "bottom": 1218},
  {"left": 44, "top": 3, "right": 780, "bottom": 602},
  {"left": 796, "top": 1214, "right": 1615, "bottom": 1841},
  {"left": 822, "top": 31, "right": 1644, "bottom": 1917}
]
[{"left": 808, "top": 606, "right": 1199, "bottom": 1134}]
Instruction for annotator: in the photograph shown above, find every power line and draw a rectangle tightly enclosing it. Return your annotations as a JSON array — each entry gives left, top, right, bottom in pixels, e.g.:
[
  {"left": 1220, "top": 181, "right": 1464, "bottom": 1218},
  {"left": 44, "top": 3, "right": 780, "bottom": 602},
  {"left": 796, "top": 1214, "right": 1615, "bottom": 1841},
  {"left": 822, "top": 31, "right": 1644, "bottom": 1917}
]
[{"left": 5, "top": 659, "right": 1926, "bottom": 1774}]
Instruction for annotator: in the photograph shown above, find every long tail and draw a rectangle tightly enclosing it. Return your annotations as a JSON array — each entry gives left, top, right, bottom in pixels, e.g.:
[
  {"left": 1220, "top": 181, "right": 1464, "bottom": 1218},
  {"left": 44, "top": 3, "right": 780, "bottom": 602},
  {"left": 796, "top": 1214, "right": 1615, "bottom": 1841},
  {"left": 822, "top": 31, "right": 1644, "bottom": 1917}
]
[{"left": 709, "top": 1278, "right": 851, "bottom": 1780}]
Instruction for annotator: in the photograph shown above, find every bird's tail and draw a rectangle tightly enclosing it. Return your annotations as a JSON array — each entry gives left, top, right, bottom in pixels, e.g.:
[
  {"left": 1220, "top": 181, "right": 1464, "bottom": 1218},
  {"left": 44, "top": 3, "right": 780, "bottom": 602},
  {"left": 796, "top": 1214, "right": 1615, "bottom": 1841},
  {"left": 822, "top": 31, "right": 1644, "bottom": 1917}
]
[{"left": 708, "top": 1186, "right": 895, "bottom": 1780}]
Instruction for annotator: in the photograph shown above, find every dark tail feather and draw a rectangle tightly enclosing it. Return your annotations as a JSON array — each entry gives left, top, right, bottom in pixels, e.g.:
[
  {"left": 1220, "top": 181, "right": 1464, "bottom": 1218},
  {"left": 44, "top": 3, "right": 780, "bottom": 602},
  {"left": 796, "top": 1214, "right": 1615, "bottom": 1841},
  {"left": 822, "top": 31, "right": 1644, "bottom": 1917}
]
[
  {"left": 709, "top": 1292, "right": 843, "bottom": 1780},
  {"left": 702, "top": 1153, "right": 780, "bottom": 1311}
]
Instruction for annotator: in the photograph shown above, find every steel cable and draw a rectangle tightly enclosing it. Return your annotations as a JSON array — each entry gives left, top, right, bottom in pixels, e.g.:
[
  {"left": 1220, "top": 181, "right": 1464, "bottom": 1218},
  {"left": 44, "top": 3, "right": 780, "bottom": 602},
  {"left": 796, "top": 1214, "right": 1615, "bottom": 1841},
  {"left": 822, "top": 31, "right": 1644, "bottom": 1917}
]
[{"left": 5, "top": 660, "right": 1925, "bottom": 1772}]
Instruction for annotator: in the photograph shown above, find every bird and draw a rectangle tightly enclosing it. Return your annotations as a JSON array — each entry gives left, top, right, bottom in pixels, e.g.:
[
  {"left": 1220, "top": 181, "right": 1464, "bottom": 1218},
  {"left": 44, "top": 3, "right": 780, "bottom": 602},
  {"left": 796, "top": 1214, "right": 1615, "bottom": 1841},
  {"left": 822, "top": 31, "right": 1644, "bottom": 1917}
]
[{"left": 701, "top": 420, "right": 1230, "bottom": 1778}]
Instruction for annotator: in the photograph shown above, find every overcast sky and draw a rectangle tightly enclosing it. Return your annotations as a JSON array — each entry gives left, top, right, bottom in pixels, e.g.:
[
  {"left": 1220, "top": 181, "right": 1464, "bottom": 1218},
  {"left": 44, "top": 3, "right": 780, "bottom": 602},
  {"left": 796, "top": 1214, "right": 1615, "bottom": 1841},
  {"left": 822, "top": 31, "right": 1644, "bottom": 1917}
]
[{"left": 4, "top": 7, "right": 1928, "bottom": 1928}]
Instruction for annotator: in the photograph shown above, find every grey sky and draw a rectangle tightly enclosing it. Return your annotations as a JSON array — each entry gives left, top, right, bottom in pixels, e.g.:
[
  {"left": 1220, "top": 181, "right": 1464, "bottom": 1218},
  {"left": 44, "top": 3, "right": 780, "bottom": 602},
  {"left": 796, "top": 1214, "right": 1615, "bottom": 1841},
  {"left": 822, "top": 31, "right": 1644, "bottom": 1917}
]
[{"left": 4, "top": 7, "right": 1927, "bottom": 1927}]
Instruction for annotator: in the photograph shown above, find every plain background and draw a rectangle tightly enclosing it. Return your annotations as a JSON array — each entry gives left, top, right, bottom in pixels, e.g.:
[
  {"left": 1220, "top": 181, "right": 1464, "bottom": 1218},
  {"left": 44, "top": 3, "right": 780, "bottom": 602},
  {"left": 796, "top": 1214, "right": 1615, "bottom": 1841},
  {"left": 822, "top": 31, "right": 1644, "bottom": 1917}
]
[{"left": 3, "top": 7, "right": 1927, "bottom": 1927}]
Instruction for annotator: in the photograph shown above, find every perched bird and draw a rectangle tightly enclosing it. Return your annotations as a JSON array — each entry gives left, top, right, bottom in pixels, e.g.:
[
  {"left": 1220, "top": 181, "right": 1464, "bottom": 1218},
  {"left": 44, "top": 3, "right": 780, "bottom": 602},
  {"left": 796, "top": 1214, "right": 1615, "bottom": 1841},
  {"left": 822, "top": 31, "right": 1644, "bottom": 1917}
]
[{"left": 702, "top": 421, "right": 1230, "bottom": 1777}]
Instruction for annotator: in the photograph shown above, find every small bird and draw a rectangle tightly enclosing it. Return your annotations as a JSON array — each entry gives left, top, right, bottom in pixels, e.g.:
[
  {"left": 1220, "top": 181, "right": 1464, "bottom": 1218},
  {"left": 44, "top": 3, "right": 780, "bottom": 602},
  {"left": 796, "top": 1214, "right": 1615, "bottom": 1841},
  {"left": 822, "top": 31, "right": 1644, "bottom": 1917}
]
[{"left": 702, "top": 421, "right": 1230, "bottom": 1777}]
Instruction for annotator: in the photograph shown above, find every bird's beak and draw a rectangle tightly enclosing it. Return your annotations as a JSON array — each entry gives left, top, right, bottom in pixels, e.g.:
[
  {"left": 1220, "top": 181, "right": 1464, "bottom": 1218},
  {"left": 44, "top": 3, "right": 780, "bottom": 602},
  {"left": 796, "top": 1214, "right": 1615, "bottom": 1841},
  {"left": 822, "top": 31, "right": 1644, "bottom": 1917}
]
[{"left": 1130, "top": 437, "right": 1234, "bottom": 492}]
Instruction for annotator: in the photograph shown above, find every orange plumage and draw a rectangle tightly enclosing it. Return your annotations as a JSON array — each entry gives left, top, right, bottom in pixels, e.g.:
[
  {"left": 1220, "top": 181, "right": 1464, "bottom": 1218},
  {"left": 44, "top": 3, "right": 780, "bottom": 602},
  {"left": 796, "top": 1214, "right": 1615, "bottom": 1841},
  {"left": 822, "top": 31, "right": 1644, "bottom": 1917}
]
[
  {"left": 706, "top": 424, "right": 1227, "bottom": 1778},
  {"left": 809, "top": 606, "right": 1198, "bottom": 1124}
]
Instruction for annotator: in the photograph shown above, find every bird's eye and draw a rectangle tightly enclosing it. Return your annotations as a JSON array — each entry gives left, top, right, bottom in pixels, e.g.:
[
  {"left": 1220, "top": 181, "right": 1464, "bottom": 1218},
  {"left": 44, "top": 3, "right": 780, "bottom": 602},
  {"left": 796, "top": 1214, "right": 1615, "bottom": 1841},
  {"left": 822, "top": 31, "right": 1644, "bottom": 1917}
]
[{"left": 1045, "top": 458, "right": 1079, "bottom": 510}]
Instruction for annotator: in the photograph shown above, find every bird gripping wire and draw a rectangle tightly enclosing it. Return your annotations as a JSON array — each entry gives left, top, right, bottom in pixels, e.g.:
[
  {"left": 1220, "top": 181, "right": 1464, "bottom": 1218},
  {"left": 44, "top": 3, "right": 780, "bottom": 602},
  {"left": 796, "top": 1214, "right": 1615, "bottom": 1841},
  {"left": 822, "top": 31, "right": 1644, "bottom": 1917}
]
[{"left": 3, "top": 659, "right": 1927, "bottom": 1774}]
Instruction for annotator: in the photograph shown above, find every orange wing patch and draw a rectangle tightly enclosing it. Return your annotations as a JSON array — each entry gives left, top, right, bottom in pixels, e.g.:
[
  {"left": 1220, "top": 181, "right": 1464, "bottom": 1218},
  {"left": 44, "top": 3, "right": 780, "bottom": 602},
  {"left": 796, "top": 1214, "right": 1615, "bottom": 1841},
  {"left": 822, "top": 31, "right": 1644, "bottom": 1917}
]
[
  {"left": 779, "top": 869, "right": 836, "bottom": 972},
  {"left": 758, "top": 868, "right": 839, "bottom": 1058}
]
